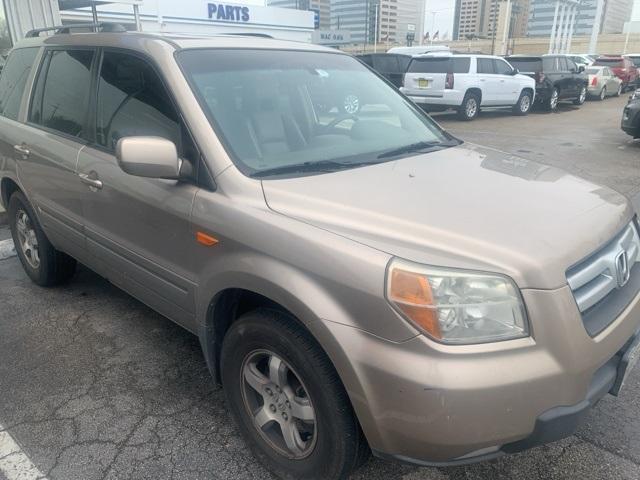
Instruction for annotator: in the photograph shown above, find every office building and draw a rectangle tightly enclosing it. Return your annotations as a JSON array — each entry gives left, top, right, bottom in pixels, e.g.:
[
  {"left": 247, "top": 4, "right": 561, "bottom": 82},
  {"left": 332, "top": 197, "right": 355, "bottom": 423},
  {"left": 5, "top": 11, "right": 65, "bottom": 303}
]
[
  {"left": 267, "top": 0, "right": 331, "bottom": 29},
  {"left": 330, "top": 0, "right": 422, "bottom": 46},
  {"left": 454, "top": 0, "right": 530, "bottom": 41},
  {"left": 453, "top": 0, "right": 487, "bottom": 40},
  {"left": 528, "top": 0, "right": 633, "bottom": 37}
]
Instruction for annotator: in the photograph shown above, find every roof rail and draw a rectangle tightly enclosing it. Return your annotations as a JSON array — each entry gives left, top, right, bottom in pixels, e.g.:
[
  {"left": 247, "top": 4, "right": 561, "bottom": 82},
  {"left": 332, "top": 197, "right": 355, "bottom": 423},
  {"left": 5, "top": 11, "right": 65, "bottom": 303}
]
[
  {"left": 25, "top": 22, "right": 127, "bottom": 38},
  {"left": 223, "top": 33, "right": 274, "bottom": 39}
]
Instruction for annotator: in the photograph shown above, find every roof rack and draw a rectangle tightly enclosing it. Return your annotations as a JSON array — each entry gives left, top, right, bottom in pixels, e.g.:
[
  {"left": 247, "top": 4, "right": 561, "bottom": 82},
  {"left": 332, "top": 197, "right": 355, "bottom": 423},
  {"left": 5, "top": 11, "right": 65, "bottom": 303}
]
[{"left": 25, "top": 22, "right": 127, "bottom": 38}]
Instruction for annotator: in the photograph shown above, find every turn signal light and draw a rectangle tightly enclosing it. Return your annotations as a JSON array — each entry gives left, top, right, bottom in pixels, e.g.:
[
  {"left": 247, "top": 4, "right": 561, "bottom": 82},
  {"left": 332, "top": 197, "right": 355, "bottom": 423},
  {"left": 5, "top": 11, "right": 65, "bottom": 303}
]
[
  {"left": 388, "top": 268, "right": 441, "bottom": 339},
  {"left": 196, "top": 231, "right": 219, "bottom": 246}
]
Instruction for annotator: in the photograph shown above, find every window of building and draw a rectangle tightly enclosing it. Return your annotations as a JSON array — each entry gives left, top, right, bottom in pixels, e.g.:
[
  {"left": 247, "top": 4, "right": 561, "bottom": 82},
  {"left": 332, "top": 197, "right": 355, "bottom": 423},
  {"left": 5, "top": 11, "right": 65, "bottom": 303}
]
[{"left": 0, "top": 47, "right": 38, "bottom": 120}]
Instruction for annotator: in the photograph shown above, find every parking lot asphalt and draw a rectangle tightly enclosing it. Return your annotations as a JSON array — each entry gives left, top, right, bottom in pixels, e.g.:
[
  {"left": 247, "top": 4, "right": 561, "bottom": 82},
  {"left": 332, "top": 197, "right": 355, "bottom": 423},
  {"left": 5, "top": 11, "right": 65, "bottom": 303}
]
[{"left": 1, "top": 95, "right": 640, "bottom": 480}]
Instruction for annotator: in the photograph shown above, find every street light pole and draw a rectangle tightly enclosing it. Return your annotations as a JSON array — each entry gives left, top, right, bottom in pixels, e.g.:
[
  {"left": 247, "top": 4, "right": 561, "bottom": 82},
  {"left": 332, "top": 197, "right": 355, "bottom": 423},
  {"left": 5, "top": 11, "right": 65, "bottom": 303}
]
[{"left": 588, "top": 0, "right": 604, "bottom": 54}]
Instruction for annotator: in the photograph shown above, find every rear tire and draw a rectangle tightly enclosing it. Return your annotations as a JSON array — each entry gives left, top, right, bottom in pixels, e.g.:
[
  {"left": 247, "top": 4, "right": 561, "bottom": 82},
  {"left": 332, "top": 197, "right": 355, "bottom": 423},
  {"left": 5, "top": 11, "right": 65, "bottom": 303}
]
[
  {"left": 573, "top": 86, "right": 587, "bottom": 105},
  {"left": 221, "top": 309, "right": 369, "bottom": 480},
  {"left": 457, "top": 92, "right": 480, "bottom": 121},
  {"left": 598, "top": 87, "right": 606, "bottom": 101},
  {"left": 616, "top": 84, "right": 623, "bottom": 97},
  {"left": 8, "top": 191, "right": 76, "bottom": 286},
  {"left": 512, "top": 91, "right": 532, "bottom": 116}
]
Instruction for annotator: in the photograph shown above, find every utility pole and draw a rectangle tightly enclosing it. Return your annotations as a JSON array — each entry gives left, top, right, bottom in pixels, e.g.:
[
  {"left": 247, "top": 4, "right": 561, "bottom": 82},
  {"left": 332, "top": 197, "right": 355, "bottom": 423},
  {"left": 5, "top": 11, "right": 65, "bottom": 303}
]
[
  {"left": 588, "top": 0, "right": 604, "bottom": 54},
  {"left": 548, "top": 0, "right": 560, "bottom": 54},
  {"left": 490, "top": 0, "right": 498, "bottom": 55}
]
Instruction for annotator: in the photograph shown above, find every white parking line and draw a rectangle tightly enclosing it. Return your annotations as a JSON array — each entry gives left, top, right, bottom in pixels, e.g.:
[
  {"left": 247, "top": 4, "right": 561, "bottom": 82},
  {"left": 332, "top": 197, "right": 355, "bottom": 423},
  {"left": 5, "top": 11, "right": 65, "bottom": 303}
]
[
  {"left": 0, "top": 239, "right": 15, "bottom": 261},
  {"left": 0, "top": 424, "right": 48, "bottom": 480}
]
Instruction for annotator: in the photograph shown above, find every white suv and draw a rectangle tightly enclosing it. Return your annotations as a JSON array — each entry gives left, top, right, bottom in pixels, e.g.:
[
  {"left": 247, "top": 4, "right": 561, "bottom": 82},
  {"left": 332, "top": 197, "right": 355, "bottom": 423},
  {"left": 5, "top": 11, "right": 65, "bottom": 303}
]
[{"left": 400, "top": 54, "right": 536, "bottom": 120}]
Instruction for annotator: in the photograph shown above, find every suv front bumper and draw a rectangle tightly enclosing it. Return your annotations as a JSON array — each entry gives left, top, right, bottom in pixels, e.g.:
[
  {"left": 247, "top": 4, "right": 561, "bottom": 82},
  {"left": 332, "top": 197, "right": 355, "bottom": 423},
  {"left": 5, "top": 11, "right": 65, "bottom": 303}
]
[{"left": 321, "top": 285, "right": 640, "bottom": 466}]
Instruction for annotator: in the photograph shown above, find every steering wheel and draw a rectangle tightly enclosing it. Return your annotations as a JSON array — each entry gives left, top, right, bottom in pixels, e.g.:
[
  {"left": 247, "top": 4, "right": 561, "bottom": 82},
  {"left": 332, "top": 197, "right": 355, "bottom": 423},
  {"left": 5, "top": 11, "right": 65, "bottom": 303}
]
[{"left": 324, "top": 114, "right": 359, "bottom": 130}]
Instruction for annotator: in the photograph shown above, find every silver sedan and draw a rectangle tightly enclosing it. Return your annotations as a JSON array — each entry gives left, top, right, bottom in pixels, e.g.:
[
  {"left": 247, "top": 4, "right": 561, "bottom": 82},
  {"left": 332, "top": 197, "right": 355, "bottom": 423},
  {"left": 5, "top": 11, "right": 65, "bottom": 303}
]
[{"left": 587, "top": 66, "right": 623, "bottom": 100}]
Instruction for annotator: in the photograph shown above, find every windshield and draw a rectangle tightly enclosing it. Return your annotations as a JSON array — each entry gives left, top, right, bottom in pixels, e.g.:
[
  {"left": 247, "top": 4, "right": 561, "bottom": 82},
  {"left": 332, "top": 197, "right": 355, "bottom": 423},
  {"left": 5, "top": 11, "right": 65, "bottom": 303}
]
[
  {"left": 177, "top": 49, "right": 455, "bottom": 178},
  {"left": 630, "top": 57, "right": 640, "bottom": 67},
  {"left": 407, "top": 57, "right": 470, "bottom": 74}
]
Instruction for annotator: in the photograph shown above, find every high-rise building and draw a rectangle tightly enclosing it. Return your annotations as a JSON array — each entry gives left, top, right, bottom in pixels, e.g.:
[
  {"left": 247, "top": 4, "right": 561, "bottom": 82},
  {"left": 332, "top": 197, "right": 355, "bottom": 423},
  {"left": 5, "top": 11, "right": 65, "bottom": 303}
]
[
  {"left": 330, "top": 0, "right": 423, "bottom": 45},
  {"left": 267, "top": 0, "right": 331, "bottom": 29},
  {"left": 528, "top": 0, "right": 633, "bottom": 37},
  {"left": 453, "top": 0, "right": 529, "bottom": 41},
  {"left": 453, "top": 0, "right": 487, "bottom": 40}
]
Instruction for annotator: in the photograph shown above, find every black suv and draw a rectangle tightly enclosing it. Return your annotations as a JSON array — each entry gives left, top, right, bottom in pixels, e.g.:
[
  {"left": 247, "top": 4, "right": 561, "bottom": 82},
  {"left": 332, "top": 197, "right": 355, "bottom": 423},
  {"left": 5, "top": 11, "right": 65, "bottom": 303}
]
[
  {"left": 506, "top": 55, "right": 588, "bottom": 111},
  {"left": 357, "top": 53, "right": 411, "bottom": 88},
  {"left": 622, "top": 89, "right": 640, "bottom": 138}
]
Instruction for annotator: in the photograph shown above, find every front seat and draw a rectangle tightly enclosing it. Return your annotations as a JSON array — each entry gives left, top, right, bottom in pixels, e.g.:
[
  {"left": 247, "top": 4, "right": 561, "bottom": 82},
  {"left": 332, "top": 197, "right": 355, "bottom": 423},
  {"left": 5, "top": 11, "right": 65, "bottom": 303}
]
[{"left": 245, "top": 75, "right": 306, "bottom": 158}]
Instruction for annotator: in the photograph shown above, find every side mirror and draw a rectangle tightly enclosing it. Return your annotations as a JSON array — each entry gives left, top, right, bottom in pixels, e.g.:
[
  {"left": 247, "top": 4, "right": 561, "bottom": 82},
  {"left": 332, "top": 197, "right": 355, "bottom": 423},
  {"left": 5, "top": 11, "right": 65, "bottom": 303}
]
[
  {"left": 578, "top": 65, "right": 585, "bottom": 73},
  {"left": 511, "top": 68, "right": 519, "bottom": 75},
  {"left": 116, "top": 137, "right": 180, "bottom": 179}
]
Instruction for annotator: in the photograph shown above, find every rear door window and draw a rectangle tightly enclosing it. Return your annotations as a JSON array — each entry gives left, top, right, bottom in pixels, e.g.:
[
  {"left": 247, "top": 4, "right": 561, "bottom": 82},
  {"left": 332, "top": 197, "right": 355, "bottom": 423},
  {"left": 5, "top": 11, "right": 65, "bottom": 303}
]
[
  {"left": 0, "top": 47, "right": 39, "bottom": 121},
  {"left": 493, "top": 59, "right": 513, "bottom": 75},
  {"left": 477, "top": 58, "right": 495, "bottom": 74},
  {"left": 29, "top": 49, "right": 95, "bottom": 138}
]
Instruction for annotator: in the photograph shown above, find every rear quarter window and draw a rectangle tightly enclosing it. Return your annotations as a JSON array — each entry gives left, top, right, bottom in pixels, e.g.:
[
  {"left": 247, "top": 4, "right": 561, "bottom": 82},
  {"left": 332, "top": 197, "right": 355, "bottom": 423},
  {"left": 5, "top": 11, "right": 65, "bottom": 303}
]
[
  {"left": 0, "top": 47, "right": 39, "bottom": 121},
  {"left": 507, "top": 58, "right": 542, "bottom": 72}
]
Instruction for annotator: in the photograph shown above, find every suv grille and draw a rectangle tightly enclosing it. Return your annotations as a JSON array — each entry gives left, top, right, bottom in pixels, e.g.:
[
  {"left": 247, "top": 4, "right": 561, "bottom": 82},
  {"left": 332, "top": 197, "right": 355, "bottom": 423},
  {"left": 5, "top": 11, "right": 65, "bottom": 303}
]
[{"left": 567, "top": 221, "right": 640, "bottom": 336}]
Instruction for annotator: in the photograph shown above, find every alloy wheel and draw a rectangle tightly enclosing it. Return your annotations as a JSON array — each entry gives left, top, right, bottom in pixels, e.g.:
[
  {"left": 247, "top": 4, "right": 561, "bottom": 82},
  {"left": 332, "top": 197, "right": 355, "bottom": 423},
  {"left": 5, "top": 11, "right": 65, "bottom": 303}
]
[
  {"left": 15, "top": 209, "right": 40, "bottom": 269},
  {"left": 520, "top": 94, "right": 531, "bottom": 113},
  {"left": 466, "top": 98, "right": 478, "bottom": 118},
  {"left": 600, "top": 87, "right": 606, "bottom": 100},
  {"left": 241, "top": 349, "right": 317, "bottom": 459},
  {"left": 550, "top": 90, "right": 558, "bottom": 110},
  {"left": 343, "top": 94, "right": 360, "bottom": 114}
]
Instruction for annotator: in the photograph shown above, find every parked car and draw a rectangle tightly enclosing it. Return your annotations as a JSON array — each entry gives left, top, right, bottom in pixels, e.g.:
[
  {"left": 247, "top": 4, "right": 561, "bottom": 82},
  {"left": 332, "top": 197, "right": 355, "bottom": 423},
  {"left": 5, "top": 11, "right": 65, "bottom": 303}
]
[
  {"left": 387, "top": 45, "right": 449, "bottom": 55},
  {"left": 622, "top": 88, "right": 640, "bottom": 138},
  {"left": 505, "top": 55, "right": 588, "bottom": 111},
  {"left": 586, "top": 65, "right": 623, "bottom": 100},
  {"left": 400, "top": 53, "right": 535, "bottom": 120},
  {"left": 625, "top": 54, "right": 640, "bottom": 79},
  {"left": 3, "top": 27, "right": 640, "bottom": 480},
  {"left": 357, "top": 53, "right": 411, "bottom": 88},
  {"left": 593, "top": 55, "right": 639, "bottom": 91}
]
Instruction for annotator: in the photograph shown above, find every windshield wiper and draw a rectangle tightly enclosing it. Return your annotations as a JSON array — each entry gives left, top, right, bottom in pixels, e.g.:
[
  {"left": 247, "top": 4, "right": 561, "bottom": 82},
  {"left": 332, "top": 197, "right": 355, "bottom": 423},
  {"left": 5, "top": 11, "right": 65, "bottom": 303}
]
[
  {"left": 376, "top": 140, "right": 457, "bottom": 159},
  {"left": 251, "top": 160, "right": 378, "bottom": 178}
]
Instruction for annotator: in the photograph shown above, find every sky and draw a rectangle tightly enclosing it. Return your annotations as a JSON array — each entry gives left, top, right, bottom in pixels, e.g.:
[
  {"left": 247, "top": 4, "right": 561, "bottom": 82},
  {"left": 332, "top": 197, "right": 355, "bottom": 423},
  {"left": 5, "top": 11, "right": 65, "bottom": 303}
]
[{"left": 424, "top": 0, "right": 640, "bottom": 39}]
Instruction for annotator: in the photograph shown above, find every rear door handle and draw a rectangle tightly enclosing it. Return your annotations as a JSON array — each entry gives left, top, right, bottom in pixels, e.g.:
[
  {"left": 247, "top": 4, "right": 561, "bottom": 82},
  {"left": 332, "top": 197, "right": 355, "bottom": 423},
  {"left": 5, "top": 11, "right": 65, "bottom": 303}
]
[
  {"left": 13, "top": 144, "right": 30, "bottom": 157},
  {"left": 79, "top": 173, "right": 103, "bottom": 190}
]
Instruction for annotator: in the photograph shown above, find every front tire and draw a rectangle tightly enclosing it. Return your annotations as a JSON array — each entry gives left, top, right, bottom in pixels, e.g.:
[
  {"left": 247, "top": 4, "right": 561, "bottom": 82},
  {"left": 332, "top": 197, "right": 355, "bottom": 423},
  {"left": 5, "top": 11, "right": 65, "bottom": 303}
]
[
  {"left": 221, "top": 309, "right": 369, "bottom": 480},
  {"left": 512, "top": 91, "right": 532, "bottom": 116},
  {"left": 573, "top": 86, "right": 587, "bottom": 105},
  {"left": 8, "top": 191, "right": 76, "bottom": 286},
  {"left": 457, "top": 92, "right": 480, "bottom": 121},
  {"left": 545, "top": 88, "right": 559, "bottom": 111}
]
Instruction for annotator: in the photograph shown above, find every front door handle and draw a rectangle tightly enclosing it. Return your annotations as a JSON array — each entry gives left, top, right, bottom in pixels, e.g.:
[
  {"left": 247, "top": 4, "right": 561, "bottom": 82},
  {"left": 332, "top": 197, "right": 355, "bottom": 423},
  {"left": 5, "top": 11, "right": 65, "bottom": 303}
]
[
  {"left": 13, "top": 144, "right": 30, "bottom": 158},
  {"left": 79, "top": 173, "right": 103, "bottom": 190}
]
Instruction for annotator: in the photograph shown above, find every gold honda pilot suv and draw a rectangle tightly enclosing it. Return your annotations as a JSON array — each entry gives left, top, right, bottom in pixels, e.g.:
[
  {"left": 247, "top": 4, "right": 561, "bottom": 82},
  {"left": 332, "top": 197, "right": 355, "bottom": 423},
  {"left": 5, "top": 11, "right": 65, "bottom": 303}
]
[{"left": 0, "top": 25, "right": 639, "bottom": 480}]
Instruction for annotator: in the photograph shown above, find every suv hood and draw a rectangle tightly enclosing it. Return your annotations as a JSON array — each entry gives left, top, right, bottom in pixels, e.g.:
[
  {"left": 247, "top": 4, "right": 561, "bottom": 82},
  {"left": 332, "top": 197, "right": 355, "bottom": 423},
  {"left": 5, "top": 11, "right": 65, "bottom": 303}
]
[{"left": 262, "top": 143, "right": 633, "bottom": 289}]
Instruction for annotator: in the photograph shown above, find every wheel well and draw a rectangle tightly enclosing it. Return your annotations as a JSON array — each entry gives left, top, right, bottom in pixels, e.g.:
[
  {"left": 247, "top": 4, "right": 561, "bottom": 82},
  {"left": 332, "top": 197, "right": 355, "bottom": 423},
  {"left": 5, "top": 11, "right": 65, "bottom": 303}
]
[
  {"left": 1, "top": 178, "right": 21, "bottom": 209},
  {"left": 466, "top": 88, "right": 482, "bottom": 103},
  {"left": 522, "top": 87, "right": 534, "bottom": 97},
  {"left": 207, "top": 288, "right": 298, "bottom": 383}
]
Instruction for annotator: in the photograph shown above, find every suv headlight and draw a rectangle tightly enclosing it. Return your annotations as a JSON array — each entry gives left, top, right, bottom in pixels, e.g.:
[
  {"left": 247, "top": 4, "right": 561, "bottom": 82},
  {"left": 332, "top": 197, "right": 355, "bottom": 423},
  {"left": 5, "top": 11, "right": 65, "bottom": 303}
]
[{"left": 386, "top": 259, "right": 529, "bottom": 344}]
